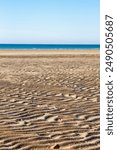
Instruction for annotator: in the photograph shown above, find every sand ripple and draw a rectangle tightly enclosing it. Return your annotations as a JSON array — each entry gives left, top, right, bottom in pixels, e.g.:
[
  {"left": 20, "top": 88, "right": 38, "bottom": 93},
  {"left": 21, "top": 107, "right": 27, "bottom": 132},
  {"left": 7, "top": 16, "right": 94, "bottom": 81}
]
[{"left": 0, "top": 52, "right": 99, "bottom": 150}]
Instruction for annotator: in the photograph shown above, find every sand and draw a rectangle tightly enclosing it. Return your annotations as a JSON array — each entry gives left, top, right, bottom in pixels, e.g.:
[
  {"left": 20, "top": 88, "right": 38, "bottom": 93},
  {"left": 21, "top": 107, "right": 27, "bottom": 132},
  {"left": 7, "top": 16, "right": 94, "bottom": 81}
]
[{"left": 0, "top": 50, "right": 99, "bottom": 150}]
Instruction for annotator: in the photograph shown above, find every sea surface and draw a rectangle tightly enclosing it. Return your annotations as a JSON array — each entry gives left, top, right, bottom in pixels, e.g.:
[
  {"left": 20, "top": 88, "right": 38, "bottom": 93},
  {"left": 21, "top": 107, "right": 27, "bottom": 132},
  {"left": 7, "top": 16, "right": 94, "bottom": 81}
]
[{"left": 0, "top": 44, "right": 100, "bottom": 50}]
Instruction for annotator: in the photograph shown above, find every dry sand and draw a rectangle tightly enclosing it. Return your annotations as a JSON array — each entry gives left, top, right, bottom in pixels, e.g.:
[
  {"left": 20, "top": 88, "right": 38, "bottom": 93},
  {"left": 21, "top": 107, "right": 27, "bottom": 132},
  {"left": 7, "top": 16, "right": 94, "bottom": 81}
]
[{"left": 0, "top": 50, "right": 100, "bottom": 150}]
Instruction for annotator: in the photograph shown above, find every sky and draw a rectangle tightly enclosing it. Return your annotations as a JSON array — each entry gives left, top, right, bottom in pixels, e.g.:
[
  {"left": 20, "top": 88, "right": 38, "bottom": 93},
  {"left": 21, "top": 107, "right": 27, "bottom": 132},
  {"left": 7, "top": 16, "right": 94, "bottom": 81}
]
[{"left": 0, "top": 0, "right": 100, "bottom": 44}]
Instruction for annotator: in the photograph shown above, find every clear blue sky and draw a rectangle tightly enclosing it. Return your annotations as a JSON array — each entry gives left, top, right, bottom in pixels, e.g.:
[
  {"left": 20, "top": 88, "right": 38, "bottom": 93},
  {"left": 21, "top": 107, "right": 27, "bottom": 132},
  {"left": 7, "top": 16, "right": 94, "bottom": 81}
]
[{"left": 0, "top": 0, "right": 100, "bottom": 44}]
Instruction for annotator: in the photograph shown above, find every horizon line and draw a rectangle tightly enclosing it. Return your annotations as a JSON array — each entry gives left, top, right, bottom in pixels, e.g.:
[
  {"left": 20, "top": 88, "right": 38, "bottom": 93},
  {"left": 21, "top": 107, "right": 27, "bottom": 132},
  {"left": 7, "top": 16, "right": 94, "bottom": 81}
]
[{"left": 0, "top": 43, "right": 100, "bottom": 45}]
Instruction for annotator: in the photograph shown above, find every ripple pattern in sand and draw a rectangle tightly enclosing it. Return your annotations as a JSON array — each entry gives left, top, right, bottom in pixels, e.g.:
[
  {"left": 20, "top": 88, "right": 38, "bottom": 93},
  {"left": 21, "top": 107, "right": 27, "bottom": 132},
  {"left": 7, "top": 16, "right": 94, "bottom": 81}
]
[{"left": 0, "top": 54, "right": 99, "bottom": 150}]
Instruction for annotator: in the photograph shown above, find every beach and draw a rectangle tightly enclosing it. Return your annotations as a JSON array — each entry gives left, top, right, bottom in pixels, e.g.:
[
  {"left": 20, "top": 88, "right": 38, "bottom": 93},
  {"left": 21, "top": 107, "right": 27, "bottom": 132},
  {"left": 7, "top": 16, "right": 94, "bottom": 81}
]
[{"left": 0, "top": 49, "right": 99, "bottom": 150}]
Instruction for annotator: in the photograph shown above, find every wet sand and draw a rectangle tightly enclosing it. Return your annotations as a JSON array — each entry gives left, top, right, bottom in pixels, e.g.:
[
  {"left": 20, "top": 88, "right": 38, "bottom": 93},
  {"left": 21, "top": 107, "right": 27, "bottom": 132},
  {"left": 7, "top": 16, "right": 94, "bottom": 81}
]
[{"left": 0, "top": 50, "right": 100, "bottom": 150}]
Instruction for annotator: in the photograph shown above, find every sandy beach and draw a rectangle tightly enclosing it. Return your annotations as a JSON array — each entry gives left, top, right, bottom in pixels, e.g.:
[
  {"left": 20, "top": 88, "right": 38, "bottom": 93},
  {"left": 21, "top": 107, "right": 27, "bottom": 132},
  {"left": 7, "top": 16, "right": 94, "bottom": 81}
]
[{"left": 0, "top": 50, "right": 99, "bottom": 150}]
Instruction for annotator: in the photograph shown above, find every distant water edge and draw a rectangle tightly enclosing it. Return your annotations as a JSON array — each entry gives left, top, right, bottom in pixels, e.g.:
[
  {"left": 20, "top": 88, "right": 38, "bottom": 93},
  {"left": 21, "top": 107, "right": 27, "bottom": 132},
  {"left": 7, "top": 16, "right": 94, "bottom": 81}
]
[{"left": 0, "top": 44, "right": 100, "bottom": 50}]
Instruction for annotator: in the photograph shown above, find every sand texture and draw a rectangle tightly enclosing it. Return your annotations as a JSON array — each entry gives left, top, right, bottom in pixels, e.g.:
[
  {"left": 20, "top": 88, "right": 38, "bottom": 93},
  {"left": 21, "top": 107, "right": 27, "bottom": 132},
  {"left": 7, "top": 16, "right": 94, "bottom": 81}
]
[{"left": 0, "top": 50, "right": 99, "bottom": 150}]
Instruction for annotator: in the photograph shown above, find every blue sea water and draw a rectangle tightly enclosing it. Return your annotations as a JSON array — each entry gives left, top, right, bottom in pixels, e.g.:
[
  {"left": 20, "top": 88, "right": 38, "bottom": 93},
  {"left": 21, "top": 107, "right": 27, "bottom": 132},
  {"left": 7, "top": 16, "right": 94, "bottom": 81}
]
[{"left": 0, "top": 44, "right": 100, "bottom": 50}]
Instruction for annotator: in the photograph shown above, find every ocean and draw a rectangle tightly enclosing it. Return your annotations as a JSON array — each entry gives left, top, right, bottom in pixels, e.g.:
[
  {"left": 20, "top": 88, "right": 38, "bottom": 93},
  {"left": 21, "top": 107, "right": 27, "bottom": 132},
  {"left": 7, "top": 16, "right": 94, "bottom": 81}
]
[{"left": 0, "top": 44, "right": 100, "bottom": 50}]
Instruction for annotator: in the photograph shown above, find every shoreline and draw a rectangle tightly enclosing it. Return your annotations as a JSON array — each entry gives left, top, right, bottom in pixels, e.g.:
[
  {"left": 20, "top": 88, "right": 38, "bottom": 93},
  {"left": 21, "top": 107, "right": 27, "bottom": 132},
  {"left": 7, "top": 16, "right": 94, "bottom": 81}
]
[{"left": 0, "top": 49, "right": 100, "bottom": 56}]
